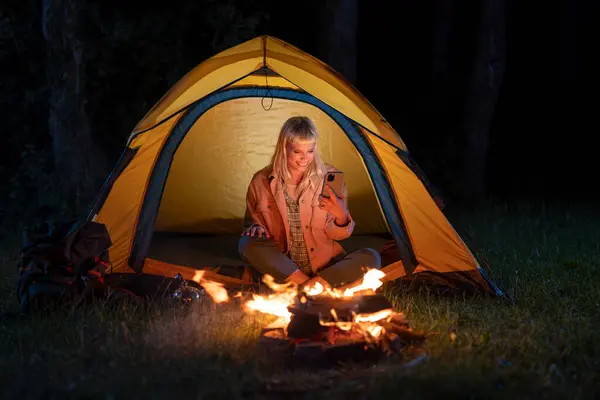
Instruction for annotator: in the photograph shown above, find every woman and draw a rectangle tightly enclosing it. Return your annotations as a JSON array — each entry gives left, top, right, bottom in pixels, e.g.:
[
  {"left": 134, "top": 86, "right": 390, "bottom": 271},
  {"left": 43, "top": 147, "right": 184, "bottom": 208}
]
[{"left": 238, "top": 116, "right": 381, "bottom": 288}]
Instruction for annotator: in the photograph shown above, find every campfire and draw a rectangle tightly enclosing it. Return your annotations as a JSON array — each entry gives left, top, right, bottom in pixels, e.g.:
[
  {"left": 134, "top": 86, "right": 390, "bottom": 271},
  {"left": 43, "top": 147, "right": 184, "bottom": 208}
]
[{"left": 189, "top": 269, "right": 426, "bottom": 367}]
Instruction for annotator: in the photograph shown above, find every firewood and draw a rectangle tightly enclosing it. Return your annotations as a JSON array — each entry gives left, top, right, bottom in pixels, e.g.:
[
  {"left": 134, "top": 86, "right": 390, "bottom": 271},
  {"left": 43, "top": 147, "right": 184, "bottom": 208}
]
[
  {"left": 288, "top": 304, "right": 354, "bottom": 322},
  {"left": 377, "top": 321, "right": 426, "bottom": 343},
  {"left": 258, "top": 294, "right": 426, "bottom": 368},
  {"left": 294, "top": 295, "right": 360, "bottom": 311},
  {"left": 388, "top": 312, "right": 409, "bottom": 326},
  {"left": 260, "top": 327, "right": 289, "bottom": 342},
  {"left": 356, "top": 295, "right": 393, "bottom": 314},
  {"left": 289, "top": 294, "right": 392, "bottom": 322},
  {"left": 286, "top": 312, "right": 328, "bottom": 339}
]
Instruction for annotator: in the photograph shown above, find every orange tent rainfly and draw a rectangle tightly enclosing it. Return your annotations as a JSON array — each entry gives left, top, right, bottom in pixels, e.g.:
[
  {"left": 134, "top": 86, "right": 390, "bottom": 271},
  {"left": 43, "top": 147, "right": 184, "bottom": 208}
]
[{"left": 87, "top": 35, "right": 502, "bottom": 295}]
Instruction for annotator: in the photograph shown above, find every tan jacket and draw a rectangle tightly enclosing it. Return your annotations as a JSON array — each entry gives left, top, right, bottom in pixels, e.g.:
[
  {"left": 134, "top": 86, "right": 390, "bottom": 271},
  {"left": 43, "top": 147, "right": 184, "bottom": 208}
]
[{"left": 243, "top": 165, "right": 355, "bottom": 273}]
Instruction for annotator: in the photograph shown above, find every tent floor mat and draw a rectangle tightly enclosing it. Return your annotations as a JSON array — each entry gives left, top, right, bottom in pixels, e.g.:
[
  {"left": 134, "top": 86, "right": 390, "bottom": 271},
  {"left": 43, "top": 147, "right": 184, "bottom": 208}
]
[{"left": 148, "top": 232, "right": 393, "bottom": 271}]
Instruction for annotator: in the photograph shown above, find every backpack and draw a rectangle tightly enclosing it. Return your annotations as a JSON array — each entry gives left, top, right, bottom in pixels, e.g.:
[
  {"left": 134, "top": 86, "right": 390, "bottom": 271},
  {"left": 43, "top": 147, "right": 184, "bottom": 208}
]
[{"left": 17, "top": 219, "right": 112, "bottom": 313}]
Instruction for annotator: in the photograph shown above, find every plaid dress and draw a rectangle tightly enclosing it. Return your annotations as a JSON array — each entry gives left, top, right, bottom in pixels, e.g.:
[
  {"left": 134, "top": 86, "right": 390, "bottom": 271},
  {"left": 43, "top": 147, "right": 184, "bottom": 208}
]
[{"left": 283, "top": 187, "right": 312, "bottom": 276}]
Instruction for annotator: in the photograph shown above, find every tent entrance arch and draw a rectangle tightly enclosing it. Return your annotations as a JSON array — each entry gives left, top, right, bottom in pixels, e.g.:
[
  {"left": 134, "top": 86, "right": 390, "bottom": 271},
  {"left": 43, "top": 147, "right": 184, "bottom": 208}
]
[
  {"left": 90, "top": 35, "right": 502, "bottom": 296},
  {"left": 129, "top": 87, "right": 416, "bottom": 275}
]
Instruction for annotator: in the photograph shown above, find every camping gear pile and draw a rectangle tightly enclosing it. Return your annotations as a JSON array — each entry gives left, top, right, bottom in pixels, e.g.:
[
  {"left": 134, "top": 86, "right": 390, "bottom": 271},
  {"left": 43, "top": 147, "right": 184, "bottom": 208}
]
[{"left": 17, "top": 220, "right": 112, "bottom": 313}]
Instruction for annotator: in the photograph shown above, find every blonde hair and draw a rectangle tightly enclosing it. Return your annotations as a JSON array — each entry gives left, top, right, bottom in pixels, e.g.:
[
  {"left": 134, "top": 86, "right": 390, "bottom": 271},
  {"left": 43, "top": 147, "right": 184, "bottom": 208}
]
[{"left": 269, "top": 116, "right": 325, "bottom": 195}]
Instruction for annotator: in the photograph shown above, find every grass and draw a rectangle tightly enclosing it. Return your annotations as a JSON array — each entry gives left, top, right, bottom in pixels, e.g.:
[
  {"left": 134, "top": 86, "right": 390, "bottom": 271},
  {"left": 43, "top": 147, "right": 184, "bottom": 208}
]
[{"left": 1, "top": 200, "right": 599, "bottom": 399}]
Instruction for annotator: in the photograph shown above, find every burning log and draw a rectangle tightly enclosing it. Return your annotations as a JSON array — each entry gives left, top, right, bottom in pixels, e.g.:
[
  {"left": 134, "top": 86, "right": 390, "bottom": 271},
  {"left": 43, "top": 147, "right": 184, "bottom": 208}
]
[
  {"left": 290, "top": 293, "right": 393, "bottom": 317},
  {"left": 378, "top": 318, "right": 426, "bottom": 342},
  {"left": 286, "top": 294, "right": 392, "bottom": 338}
]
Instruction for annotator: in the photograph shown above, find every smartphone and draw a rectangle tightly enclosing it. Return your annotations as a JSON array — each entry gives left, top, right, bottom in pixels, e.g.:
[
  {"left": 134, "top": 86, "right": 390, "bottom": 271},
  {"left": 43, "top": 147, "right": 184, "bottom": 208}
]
[{"left": 321, "top": 171, "right": 344, "bottom": 199}]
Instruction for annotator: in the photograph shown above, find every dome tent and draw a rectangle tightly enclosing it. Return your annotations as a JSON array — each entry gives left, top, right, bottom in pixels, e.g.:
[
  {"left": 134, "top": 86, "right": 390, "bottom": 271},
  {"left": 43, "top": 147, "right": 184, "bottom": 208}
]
[{"left": 88, "top": 35, "right": 502, "bottom": 295}]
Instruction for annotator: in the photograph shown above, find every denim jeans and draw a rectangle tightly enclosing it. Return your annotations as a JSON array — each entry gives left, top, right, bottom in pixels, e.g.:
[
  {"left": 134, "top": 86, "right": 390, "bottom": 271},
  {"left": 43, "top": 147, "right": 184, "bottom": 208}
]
[{"left": 238, "top": 235, "right": 381, "bottom": 287}]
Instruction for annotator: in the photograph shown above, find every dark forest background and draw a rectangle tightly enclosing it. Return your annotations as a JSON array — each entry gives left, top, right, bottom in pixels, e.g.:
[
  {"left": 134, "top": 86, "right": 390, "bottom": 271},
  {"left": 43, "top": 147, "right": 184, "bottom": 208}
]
[{"left": 0, "top": 0, "right": 594, "bottom": 230}]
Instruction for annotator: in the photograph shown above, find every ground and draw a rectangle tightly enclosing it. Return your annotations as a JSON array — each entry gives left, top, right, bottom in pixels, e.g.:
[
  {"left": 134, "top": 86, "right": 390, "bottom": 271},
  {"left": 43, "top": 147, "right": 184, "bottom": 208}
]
[{"left": 1, "top": 201, "right": 599, "bottom": 399}]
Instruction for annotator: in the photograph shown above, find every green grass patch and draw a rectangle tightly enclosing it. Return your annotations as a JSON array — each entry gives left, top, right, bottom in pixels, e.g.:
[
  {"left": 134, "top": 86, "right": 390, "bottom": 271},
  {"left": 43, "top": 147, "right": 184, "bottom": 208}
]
[{"left": 1, "top": 201, "right": 599, "bottom": 398}]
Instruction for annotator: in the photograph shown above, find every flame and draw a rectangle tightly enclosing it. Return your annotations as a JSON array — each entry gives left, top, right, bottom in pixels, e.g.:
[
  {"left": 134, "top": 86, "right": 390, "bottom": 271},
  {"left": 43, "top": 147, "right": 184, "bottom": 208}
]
[
  {"left": 296, "top": 268, "right": 387, "bottom": 299},
  {"left": 243, "top": 294, "right": 293, "bottom": 320},
  {"left": 305, "top": 282, "right": 324, "bottom": 296},
  {"left": 364, "top": 324, "right": 384, "bottom": 339},
  {"left": 191, "top": 268, "right": 393, "bottom": 343},
  {"left": 190, "top": 270, "right": 229, "bottom": 303},
  {"left": 192, "top": 271, "right": 205, "bottom": 283},
  {"left": 200, "top": 280, "right": 229, "bottom": 303},
  {"left": 354, "top": 309, "right": 393, "bottom": 323},
  {"left": 242, "top": 274, "right": 297, "bottom": 321},
  {"left": 342, "top": 269, "right": 386, "bottom": 296},
  {"left": 320, "top": 308, "right": 392, "bottom": 338}
]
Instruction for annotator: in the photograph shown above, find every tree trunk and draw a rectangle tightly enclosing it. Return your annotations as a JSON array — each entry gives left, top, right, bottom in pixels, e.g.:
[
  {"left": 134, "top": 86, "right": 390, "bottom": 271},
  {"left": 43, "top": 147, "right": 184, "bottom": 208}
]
[
  {"left": 461, "top": 0, "right": 506, "bottom": 203},
  {"left": 318, "top": 0, "right": 358, "bottom": 86},
  {"left": 42, "top": 0, "right": 106, "bottom": 212}
]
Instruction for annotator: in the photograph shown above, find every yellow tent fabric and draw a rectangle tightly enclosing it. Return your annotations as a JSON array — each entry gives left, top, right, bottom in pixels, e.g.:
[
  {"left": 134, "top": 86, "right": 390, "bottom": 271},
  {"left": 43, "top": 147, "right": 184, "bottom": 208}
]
[
  {"left": 96, "top": 114, "right": 183, "bottom": 271},
  {"left": 365, "top": 132, "right": 479, "bottom": 273},
  {"left": 130, "top": 36, "right": 406, "bottom": 150},
  {"left": 154, "top": 97, "right": 387, "bottom": 235},
  {"left": 92, "top": 35, "right": 495, "bottom": 294}
]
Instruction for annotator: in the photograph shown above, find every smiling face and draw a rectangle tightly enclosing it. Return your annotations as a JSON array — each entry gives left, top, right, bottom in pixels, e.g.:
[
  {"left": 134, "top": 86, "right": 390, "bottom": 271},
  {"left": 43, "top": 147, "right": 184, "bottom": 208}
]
[
  {"left": 286, "top": 140, "right": 315, "bottom": 179},
  {"left": 270, "top": 116, "right": 324, "bottom": 184}
]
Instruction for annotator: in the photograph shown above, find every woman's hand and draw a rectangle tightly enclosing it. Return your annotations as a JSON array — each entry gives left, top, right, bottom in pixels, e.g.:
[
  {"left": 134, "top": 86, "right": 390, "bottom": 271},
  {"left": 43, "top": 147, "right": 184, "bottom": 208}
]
[
  {"left": 318, "top": 185, "right": 349, "bottom": 226},
  {"left": 241, "top": 224, "right": 271, "bottom": 238}
]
